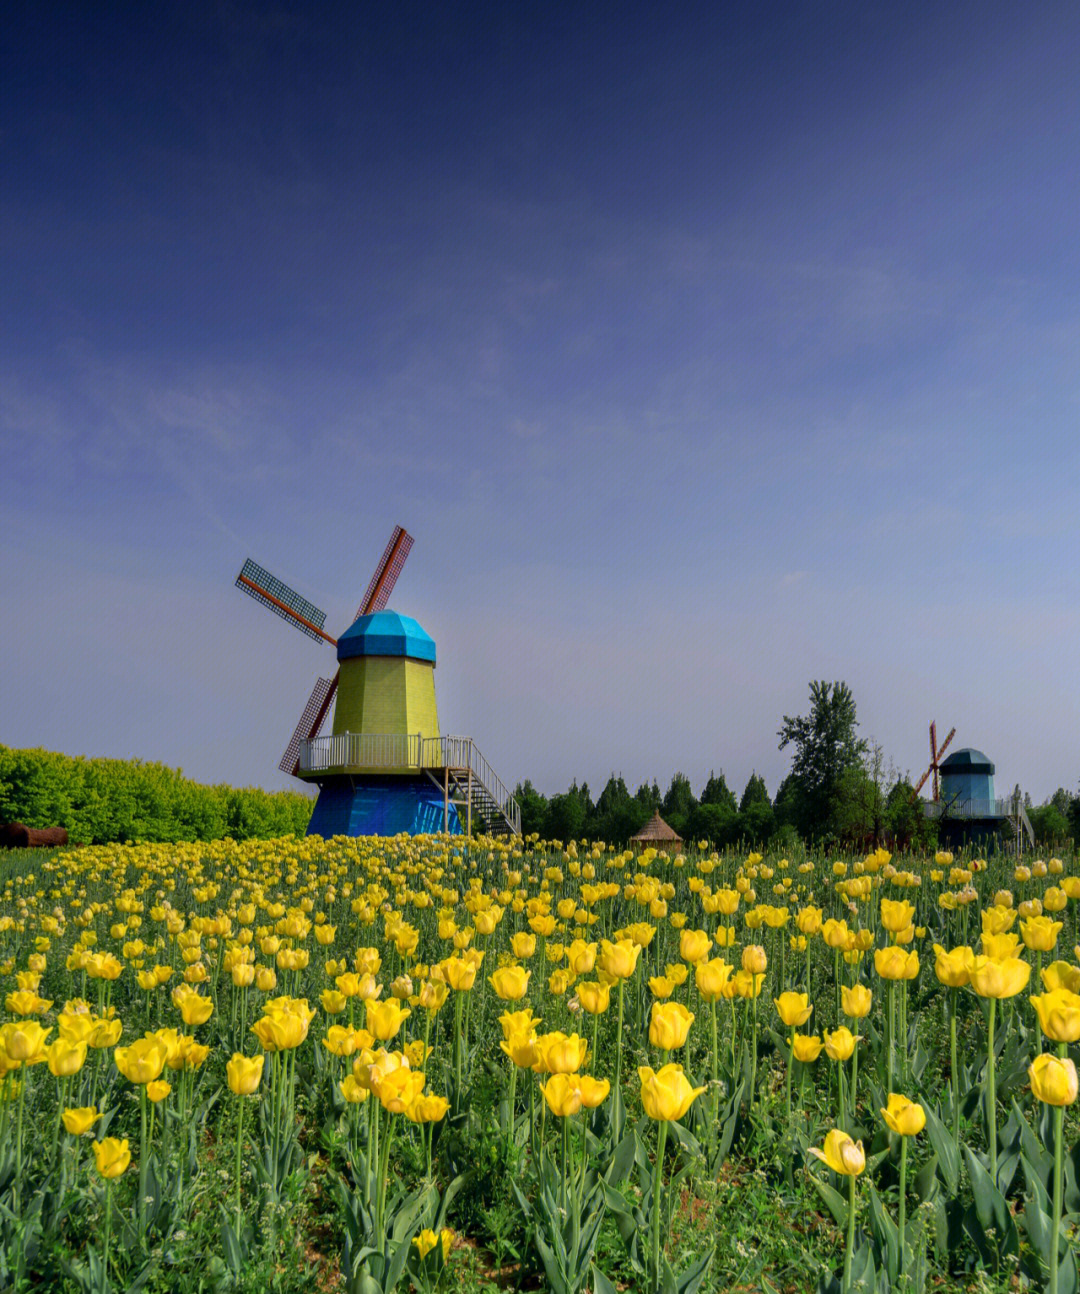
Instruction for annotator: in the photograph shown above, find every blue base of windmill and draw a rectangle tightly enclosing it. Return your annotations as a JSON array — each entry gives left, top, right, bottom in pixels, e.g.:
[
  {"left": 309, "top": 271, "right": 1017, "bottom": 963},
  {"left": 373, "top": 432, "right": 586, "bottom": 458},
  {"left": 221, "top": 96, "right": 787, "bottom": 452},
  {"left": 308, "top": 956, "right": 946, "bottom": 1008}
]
[{"left": 306, "top": 776, "right": 461, "bottom": 838}]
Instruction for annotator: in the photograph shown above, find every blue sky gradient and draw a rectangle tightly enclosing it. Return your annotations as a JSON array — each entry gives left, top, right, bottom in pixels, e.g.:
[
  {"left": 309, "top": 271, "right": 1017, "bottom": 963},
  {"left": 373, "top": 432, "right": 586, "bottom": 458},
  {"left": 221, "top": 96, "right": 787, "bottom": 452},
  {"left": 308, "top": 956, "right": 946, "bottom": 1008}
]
[{"left": 3, "top": 2, "right": 1078, "bottom": 802}]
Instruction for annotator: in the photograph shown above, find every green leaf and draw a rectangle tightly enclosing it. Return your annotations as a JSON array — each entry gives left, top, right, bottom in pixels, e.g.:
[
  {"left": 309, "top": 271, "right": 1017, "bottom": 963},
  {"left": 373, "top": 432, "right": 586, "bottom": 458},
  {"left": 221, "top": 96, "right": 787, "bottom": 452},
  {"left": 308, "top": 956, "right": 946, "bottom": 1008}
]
[
  {"left": 809, "top": 1171, "right": 851, "bottom": 1230},
  {"left": 922, "top": 1102, "right": 959, "bottom": 1195}
]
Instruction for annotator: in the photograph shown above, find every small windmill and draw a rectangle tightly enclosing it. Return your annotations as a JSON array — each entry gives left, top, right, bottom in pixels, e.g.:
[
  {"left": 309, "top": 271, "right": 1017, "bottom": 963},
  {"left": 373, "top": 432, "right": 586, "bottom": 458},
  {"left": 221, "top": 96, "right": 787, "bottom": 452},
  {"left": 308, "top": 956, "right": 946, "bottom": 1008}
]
[
  {"left": 235, "top": 525, "right": 414, "bottom": 777},
  {"left": 912, "top": 721, "right": 956, "bottom": 801}
]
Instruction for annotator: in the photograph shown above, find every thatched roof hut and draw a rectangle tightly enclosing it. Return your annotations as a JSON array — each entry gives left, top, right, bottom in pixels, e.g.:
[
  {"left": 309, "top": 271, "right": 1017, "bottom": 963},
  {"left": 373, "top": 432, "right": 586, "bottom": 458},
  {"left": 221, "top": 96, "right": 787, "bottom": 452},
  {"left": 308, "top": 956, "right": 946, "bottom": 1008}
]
[{"left": 630, "top": 810, "right": 682, "bottom": 851}]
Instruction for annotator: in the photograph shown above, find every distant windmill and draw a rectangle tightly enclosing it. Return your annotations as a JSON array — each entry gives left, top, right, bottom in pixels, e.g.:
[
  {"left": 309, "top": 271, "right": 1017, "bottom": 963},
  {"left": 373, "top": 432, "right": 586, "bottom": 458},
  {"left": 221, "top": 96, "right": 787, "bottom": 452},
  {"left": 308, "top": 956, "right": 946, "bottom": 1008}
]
[
  {"left": 912, "top": 721, "right": 956, "bottom": 801},
  {"left": 233, "top": 526, "right": 519, "bottom": 837}
]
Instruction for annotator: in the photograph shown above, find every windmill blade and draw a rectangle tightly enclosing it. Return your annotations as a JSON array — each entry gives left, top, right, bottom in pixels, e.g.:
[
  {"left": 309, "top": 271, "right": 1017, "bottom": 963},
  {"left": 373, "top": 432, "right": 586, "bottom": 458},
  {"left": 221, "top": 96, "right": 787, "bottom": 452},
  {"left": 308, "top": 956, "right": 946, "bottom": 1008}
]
[
  {"left": 912, "top": 766, "right": 933, "bottom": 797},
  {"left": 236, "top": 559, "right": 336, "bottom": 645},
  {"left": 936, "top": 727, "right": 957, "bottom": 762},
  {"left": 353, "top": 526, "right": 414, "bottom": 622},
  {"left": 279, "top": 676, "right": 337, "bottom": 774}
]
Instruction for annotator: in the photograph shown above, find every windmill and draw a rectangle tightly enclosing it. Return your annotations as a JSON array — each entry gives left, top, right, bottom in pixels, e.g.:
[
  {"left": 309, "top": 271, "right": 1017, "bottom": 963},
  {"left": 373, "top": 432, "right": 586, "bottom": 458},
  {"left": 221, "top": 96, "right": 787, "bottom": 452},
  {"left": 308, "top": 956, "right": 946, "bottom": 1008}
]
[
  {"left": 233, "top": 526, "right": 520, "bottom": 837},
  {"left": 236, "top": 525, "right": 414, "bottom": 777},
  {"left": 912, "top": 721, "right": 956, "bottom": 802}
]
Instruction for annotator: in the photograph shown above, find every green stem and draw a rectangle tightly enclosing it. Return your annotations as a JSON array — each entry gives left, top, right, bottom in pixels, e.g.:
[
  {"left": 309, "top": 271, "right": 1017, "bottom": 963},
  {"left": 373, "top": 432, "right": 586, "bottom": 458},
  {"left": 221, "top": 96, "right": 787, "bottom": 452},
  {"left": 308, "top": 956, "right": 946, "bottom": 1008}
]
[
  {"left": 786, "top": 1027, "right": 794, "bottom": 1127},
  {"left": 949, "top": 990, "right": 960, "bottom": 1147},
  {"left": 651, "top": 1120, "right": 669, "bottom": 1285},
  {"left": 453, "top": 991, "right": 464, "bottom": 1103},
  {"left": 103, "top": 1180, "right": 113, "bottom": 1284},
  {"left": 235, "top": 1096, "right": 245, "bottom": 1234},
  {"left": 139, "top": 1084, "right": 148, "bottom": 1239},
  {"left": 986, "top": 998, "right": 998, "bottom": 1182},
  {"left": 615, "top": 980, "right": 625, "bottom": 1091},
  {"left": 898, "top": 1135, "right": 907, "bottom": 1276},
  {"left": 1051, "top": 1101, "right": 1064, "bottom": 1294},
  {"left": 887, "top": 982, "right": 895, "bottom": 1094},
  {"left": 843, "top": 1173, "right": 857, "bottom": 1294}
]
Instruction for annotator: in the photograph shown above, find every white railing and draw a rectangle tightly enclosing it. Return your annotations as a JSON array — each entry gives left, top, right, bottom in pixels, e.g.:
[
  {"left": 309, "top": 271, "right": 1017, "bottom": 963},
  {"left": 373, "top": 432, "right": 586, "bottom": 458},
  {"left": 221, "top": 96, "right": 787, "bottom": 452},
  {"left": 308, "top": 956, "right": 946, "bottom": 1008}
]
[
  {"left": 299, "top": 732, "right": 520, "bottom": 835},
  {"left": 923, "top": 797, "right": 1015, "bottom": 820}
]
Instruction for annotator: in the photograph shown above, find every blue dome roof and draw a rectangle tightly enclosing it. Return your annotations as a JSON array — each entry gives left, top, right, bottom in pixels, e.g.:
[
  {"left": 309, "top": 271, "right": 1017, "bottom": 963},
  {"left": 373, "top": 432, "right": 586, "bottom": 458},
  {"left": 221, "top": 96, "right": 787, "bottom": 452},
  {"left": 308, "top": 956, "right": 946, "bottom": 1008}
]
[{"left": 336, "top": 610, "right": 436, "bottom": 664}]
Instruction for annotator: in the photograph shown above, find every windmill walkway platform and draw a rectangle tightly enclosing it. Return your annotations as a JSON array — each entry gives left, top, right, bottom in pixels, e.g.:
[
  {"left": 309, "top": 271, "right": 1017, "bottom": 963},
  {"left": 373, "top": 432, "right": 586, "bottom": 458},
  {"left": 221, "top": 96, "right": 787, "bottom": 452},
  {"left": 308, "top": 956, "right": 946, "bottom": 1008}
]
[{"left": 298, "top": 733, "right": 521, "bottom": 836}]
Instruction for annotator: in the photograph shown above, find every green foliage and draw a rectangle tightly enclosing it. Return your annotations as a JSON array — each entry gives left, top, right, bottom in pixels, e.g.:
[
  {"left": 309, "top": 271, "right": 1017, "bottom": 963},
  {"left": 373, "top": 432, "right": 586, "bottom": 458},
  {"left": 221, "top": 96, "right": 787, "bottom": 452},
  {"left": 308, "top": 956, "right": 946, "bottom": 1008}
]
[
  {"left": 1028, "top": 802, "right": 1072, "bottom": 845},
  {"left": 0, "top": 745, "right": 313, "bottom": 844},
  {"left": 700, "top": 771, "right": 737, "bottom": 813},
  {"left": 777, "top": 681, "right": 868, "bottom": 843}
]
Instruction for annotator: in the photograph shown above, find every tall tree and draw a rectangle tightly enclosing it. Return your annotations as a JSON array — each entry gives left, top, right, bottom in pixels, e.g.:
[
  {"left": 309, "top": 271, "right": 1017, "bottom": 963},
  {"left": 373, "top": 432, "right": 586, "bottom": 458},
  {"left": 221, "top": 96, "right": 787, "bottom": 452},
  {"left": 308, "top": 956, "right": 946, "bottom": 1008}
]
[
  {"left": 739, "top": 773, "right": 770, "bottom": 812},
  {"left": 700, "top": 770, "right": 737, "bottom": 813},
  {"left": 777, "top": 680, "right": 867, "bottom": 842}
]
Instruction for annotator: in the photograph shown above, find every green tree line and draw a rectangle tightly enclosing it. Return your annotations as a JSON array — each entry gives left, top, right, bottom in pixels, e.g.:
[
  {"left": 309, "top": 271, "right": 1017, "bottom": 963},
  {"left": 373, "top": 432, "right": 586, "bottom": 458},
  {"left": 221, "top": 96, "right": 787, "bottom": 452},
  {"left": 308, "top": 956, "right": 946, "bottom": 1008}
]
[
  {"left": 515, "top": 681, "right": 1079, "bottom": 849},
  {"left": 0, "top": 746, "right": 313, "bottom": 844}
]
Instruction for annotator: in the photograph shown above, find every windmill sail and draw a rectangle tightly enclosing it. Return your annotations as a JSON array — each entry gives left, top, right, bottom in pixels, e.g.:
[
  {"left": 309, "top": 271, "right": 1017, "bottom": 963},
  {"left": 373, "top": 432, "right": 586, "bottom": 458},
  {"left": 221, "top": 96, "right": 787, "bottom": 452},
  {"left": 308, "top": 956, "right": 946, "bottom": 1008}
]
[
  {"left": 235, "top": 559, "right": 335, "bottom": 644},
  {"left": 354, "top": 526, "right": 414, "bottom": 621},
  {"left": 279, "top": 677, "right": 336, "bottom": 773}
]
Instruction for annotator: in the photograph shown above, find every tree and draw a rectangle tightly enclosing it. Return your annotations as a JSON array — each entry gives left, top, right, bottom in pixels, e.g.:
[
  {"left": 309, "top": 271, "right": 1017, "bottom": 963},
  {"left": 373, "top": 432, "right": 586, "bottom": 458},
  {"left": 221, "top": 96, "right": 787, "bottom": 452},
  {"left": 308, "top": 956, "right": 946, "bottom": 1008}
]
[
  {"left": 739, "top": 773, "right": 770, "bottom": 812},
  {"left": 634, "top": 781, "right": 662, "bottom": 813},
  {"left": 513, "top": 781, "right": 548, "bottom": 838},
  {"left": 661, "top": 772, "right": 697, "bottom": 838},
  {"left": 777, "top": 681, "right": 867, "bottom": 843},
  {"left": 590, "top": 774, "right": 651, "bottom": 843},
  {"left": 700, "top": 771, "right": 737, "bottom": 813},
  {"left": 1028, "top": 803, "right": 1071, "bottom": 845}
]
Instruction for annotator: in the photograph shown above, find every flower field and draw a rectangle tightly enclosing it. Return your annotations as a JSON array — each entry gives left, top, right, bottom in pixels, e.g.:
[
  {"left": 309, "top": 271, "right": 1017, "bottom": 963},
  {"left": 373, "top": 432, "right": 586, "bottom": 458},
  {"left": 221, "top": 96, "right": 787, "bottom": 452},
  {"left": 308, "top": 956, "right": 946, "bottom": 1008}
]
[{"left": 1, "top": 836, "right": 1079, "bottom": 1294}]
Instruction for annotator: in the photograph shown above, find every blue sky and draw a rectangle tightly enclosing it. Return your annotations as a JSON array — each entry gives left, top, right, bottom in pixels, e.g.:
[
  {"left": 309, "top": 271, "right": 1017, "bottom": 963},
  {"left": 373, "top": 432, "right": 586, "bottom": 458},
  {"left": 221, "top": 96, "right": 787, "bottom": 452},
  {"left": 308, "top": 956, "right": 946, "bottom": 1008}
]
[{"left": 3, "top": 1, "right": 1078, "bottom": 804}]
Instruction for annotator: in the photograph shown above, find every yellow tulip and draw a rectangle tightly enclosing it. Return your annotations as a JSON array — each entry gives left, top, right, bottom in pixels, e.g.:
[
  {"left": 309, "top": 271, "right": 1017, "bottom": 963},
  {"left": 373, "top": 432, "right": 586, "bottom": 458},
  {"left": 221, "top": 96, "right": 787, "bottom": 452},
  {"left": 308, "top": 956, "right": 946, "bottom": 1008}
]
[
  {"left": 1042, "top": 961, "right": 1080, "bottom": 994},
  {"left": 178, "top": 993, "right": 213, "bottom": 1026},
  {"left": 732, "top": 969, "right": 765, "bottom": 999},
  {"left": 575, "top": 981, "right": 611, "bottom": 1015},
  {"left": 648, "top": 975, "right": 675, "bottom": 999},
  {"left": 874, "top": 947, "right": 919, "bottom": 981},
  {"left": 540, "top": 1072, "right": 584, "bottom": 1117},
  {"left": 638, "top": 1063, "right": 706, "bottom": 1121},
  {"left": 1030, "top": 989, "right": 1080, "bottom": 1043},
  {"left": 774, "top": 992, "right": 812, "bottom": 1029},
  {"left": 932, "top": 944, "right": 974, "bottom": 988},
  {"left": 598, "top": 939, "right": 641, "bottom": 980},
  {"left": 417, "top": 979, "right": 449, "bottom": 1011},
  {"left": 93, "top": 1137, "right": 131, "bottom": 1179},
  {"left": 510, "top": 932, "right": 537, "bottom": 959},
  {"left": 1021, "top": 916, "right": 1063, "bottom": 953},
  {"left": 226, "top": 1052, "right": 265, "bottom": 1095},
  {"left": 146, "top": 1079, "right": 171, "bottom": 1103},
  {"left": 374, "top": 1066, "right": 426, "bottom": 1114},
  {"left": 981, "top": 932, "right": 1020, "bottom": 959},
  {"left": 797, "top": 906, "right": 823, "bottom": 936},
  {"left": 114, "top": 1037, "right": 168, "bottom": 1084},
  {"left": 499, "top": 1008, "right": 539, "bottom": 1039},
  {"left": 577, "top": 1074, "right": 611, "bottom": 1108},
  {"left": 970, "top": 956, "right": 1031, "bottom": 999},
  {"left": 533, "top": 1031, "right": 589, "bottom": 1074},
  {"left": 250, "top": 1010, "right": 308, "bottom": 1052},
  {"left": 1029, "top": 1054, "right": 1078, "bottom": 1106},
  {"left": 822, "top": 919, "right": 850, "bottom": 949},
  {"left": 321, "top": 989, "right": 348, "bottom": 1015},
  {"left": 340, "top": 1074, "right": 370, "bottom": 1104},
  {"left": 695, "top": 958, "right": 733, "bottom": 1003},
  {"left": 793, "top": 1034, "right": 824, "bottom": 1063},
  {"left": 488, "top": 966, "right": 530, "bottom": 1001},
  {"left": 880, "top": 899, "right": 915, "bottom": 933},
  {"left": 365, "top": 998, "right": 411, "bottom": 1042},
  {"left": 62, "top": 1106, "right": 100, "bottom": 1135},
  {"left": 741, "top": 945, "right": 768, "bottom": 975},
  {"left": 809, "top": 1129, "right": 865, "bottom": 1176},
  {"left": 649, "top": 1002, "right": 694, "bottom": 1050},
  {"left": 823, "top": 1027, "right": 859, "bottom": 1062},
  {"left": 406, "top": 1092, "right": 450, "bottom": 1123},
  {"left": 566, "top": 939, "right": 597, "bottom": 975},
  {"left": 441, "top": 956, "right": 477, "bottom": 992},
  {"left": 499, "top": 1030, "right": 539, "bottom": 1069},
  {"left": 840, "top": 984, "right": 872, "bottom": 1018},
  {"left": 47, "top": 1038, "right": 87, "bottom": 1078},
  {"left": 881, "top": 1093, "right": 925, "bottom": 1136},
  {"left": 679, "top": 929, "right": 711, "bottom": 964},
  {"left": 0, "top": 1021, "right": 51, "bottom": 1064}
]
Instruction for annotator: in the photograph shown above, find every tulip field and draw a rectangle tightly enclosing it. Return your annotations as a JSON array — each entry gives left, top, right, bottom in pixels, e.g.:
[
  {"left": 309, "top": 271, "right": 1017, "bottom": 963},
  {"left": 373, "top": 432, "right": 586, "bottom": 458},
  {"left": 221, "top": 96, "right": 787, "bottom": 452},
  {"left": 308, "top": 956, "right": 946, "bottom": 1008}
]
[{"left": 1, "top": 836, "right": 1079, "bottom": 1293}]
